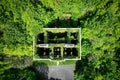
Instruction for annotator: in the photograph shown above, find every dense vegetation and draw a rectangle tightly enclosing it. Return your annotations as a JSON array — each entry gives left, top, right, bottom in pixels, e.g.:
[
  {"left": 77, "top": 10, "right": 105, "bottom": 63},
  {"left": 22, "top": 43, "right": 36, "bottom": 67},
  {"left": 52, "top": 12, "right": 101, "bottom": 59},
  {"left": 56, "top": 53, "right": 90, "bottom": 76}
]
[{"left": 0, "top": 0, "right": 120, "bottom": 80}]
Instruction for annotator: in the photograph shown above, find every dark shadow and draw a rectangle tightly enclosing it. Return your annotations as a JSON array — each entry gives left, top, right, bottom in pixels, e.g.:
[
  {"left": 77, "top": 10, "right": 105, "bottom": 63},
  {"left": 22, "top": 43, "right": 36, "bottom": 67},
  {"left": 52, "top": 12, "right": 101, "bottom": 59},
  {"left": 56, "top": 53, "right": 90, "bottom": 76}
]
[
  {"left": 0, "top": 30, "right": 3, "bottom": 37},
  {"left": 75, "top": 54, "right": 95, "bottom": 72},
  {"left": 114, "top": 48, "right": 120, "bottom": 68},
  {"left": 1, "top": 62, "right": 47, "bottom": 80},
  {"left": 50, "top": 77, "right": 61, "bottom": 80},
  {"left": 0, "top": 54, "right": 6, "bottom": 61},
  {"left": 104, "top": 0, "right": 113, "bottom": 8},
  {"left": 80, "top": 10, "right": 96, "bottom": 21},
  {"left": 32, "top": 62, "right": 49, "bottom": 80},
  {"left": 36, "top": 48, "right": 51, "bottom": 59},
  {"left": 81, "top": 38, "right": 92, "bottom": 45},
  {"left": 72, "top": 48, "right": 78, "bottom": 56},
  {"left": 75, "top": 58, "right": 86, "bottom": 72},
  {"left": 37, "top": 33, "right": 44, "bottom": 44},
  {"left": 45, "top": 17, "right": 81, "bottom": 28},
  {"left": 63, "top": 48, "right": 78, "bottom": 59}
]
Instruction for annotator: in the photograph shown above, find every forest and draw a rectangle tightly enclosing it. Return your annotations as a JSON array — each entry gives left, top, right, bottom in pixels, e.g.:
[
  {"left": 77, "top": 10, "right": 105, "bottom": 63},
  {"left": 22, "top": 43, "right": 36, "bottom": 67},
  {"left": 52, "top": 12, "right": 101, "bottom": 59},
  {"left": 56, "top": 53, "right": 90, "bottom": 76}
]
[{"left": 0, "top": 0, "right": 120, "bottom": 80}]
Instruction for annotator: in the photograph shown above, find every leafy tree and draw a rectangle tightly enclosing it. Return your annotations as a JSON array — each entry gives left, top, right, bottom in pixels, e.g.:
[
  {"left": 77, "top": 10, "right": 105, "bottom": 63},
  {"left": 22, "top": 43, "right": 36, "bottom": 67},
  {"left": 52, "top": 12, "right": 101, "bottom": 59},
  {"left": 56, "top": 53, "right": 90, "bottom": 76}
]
[{"left": 0, "top": 0, "right": 120, "bottom": 80}]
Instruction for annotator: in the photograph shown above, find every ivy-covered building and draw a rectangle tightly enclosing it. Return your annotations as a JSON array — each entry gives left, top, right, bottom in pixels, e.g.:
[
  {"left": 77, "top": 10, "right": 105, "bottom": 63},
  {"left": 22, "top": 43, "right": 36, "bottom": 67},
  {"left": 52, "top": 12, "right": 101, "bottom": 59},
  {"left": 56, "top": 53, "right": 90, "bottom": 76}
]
[{"left": 33, "top": 28, "right": 81, "bottom": 60}]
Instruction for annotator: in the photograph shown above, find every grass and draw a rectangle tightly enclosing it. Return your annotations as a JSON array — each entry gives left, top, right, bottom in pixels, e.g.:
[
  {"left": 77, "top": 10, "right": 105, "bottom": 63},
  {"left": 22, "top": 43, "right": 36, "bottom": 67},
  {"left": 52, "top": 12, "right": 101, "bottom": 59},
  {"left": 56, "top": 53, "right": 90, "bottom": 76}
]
[
  {"left": 33, "top": 60, "right": 77, "bottom": 66},
  {"left": 33, "top": 60, "right": 56, "bottom": 66},
  {"left": 59, "top": 60, "right": 76, "bottom": 66}
]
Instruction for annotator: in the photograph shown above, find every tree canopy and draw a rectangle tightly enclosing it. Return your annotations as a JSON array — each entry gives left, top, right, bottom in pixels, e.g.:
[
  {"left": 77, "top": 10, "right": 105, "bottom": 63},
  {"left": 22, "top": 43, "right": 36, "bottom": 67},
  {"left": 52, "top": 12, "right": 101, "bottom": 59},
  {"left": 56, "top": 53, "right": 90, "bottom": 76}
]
[{"left": 0, "top": 0, "right": 120, "bottom": 80}]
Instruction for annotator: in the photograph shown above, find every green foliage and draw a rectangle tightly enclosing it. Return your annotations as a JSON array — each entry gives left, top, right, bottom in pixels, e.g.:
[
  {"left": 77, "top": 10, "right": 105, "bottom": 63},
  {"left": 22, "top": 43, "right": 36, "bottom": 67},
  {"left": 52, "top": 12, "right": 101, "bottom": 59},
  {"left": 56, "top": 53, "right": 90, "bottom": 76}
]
[
  {"left": 0, "top": 61, "right": 11, "bottom": 75},
  {"left": 33, "top": 60, "right": 56, "bottom": 66},
  {"left": 75, "top": 53, "right": 117, "bottom": 80},
  {"left": 0, "top": 0, "right": 120, "bottom": 80},
  {"left": 59, "top": 60, "right": 76, "bottom": 65},
  {"left": 74, "top": 0, "right": 120, "bottom": 79},
  {"left": 1, "top": 68, "right": 37, "bottom": 80}
]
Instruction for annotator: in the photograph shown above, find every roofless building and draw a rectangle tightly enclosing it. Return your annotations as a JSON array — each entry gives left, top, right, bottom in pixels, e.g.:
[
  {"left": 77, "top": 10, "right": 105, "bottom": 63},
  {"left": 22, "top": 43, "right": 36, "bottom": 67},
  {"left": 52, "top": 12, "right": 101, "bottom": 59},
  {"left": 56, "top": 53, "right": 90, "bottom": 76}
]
[{"left": 33, "top": 28, "right": 81, "bottom": 61}]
